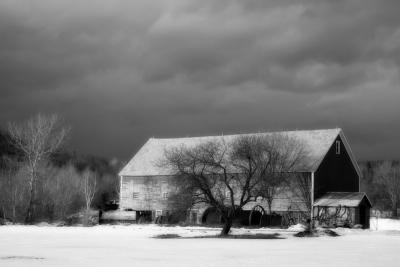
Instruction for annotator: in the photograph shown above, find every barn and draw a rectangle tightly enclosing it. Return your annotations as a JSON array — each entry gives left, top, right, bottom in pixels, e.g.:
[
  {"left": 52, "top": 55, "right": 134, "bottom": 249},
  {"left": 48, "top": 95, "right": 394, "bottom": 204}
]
[{"left": 119, "top": 128, "right": 371, "bottom": 228}]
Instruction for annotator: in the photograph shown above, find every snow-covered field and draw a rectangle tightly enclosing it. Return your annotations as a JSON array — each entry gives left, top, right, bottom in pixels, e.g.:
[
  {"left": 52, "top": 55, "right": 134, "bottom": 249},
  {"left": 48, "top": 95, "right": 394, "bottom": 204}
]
[{"left": 0, "top": 219, "right": 399, "bottom": 267}]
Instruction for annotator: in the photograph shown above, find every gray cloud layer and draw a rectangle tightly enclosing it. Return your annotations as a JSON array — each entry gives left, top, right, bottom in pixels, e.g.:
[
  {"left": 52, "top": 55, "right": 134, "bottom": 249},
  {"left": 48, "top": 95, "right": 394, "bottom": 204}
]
[{"left": 1, "top": 0, "right": 400, "bottom": 160}]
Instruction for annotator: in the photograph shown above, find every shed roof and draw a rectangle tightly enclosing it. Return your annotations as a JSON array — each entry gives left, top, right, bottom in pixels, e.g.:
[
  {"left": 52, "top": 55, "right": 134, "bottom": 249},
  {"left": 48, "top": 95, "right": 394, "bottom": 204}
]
[
  {"left": 314, "top": 192, "right": 372, "bottom": 207},
  {"left": 120, "top": 128, "right": 360, "bottom": 177}
]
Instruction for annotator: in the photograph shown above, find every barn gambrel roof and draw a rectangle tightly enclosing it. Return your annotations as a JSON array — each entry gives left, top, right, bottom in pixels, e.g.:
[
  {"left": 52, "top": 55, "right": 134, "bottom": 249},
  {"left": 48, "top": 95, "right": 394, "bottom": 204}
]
[{"left": 119, "top": 128, "right": 361, "bottom": 177}]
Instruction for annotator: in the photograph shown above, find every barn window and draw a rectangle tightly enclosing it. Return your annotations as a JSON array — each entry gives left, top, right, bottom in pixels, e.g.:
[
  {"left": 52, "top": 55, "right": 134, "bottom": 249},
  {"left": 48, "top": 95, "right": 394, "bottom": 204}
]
[
  {"left": 336, "top": 140, "right": 341, "bottom": 155},
  {"left": 132, "top": 192, "right": 139, "bottom": 199},
  {"left": 162, "top": 192, "right": 169, "bottom": 199}
]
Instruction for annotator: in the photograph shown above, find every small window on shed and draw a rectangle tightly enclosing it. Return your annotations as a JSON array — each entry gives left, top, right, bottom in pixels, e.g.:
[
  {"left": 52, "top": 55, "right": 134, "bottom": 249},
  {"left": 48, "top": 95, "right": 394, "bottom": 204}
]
[
  {"left": 162, "top": 192, "right": 169, "bottom": 200},
  {"left": 132, "top": 192, "right": 139, "bottom": 199},
  {"left": 336, "top": 140, "right": 341, "bottom": 155}
]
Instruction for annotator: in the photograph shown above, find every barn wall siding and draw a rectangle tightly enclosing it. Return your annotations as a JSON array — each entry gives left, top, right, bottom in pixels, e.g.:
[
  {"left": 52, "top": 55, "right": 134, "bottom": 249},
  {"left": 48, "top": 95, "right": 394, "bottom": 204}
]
[
  {"left": 120, "top": 175, "right": 309, "bottom": 219},
  {"left": 120, "top": 175, "right": 175, "bottom": 211},
  {"left": 314, "top": 135, "right": 359, "bottom": 200}
]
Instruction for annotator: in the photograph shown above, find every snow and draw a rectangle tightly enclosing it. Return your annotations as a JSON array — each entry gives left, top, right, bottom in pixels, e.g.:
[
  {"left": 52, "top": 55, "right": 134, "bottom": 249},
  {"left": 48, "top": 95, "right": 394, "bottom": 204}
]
[
  {"left": 0, "top": 219, "right": 399, "bottom": 267},
  {"left": 370, "top": 217, "right": 400, "bottom": 231},
  {"left": 101, "top": 210, "right": 136, "bottom": 221},
  {"left": 287, "top": 223, "right": 307, "bottom": 232}
]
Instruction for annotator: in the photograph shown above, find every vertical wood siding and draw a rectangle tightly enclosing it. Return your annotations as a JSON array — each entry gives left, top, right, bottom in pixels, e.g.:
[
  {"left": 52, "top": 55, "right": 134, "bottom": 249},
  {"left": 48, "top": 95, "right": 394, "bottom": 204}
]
[
  {"left": 314, "top": 135, "right": 359, "bottom": 200},
  {"left": 120, "top": 175, "right": 176, "bottom": 211}
]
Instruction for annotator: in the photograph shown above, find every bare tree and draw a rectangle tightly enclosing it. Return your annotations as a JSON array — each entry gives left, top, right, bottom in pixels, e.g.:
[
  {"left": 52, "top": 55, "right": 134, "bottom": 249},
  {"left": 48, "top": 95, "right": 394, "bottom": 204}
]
[
  {"left": 164, "top": 139, "right": 252, "bottom": 235},
  {"left": 255, "top": 134, "right": 308, "bottom": 214},
  {"left": 163, "top": 134, "right": 308, "bottom": 235},
  {"left": 8, "top": 114, "right": 69, "bottom": 223},
  {"left": 81, "top": 169, "right": 97, "bottom": 225},
  {"left": 375, "top": 161, "right": 400, "bottom": 217}
]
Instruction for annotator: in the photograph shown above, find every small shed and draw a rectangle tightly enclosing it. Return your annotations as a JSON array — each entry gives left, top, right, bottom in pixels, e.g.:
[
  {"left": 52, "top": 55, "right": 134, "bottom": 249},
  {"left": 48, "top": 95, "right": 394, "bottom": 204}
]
[{"left": 314, "top": 192, "right": 372, "bottom": 228}]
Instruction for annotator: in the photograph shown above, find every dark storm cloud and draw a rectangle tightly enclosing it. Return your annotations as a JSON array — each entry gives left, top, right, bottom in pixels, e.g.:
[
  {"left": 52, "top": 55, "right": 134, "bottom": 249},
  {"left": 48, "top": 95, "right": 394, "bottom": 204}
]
[
  {"left": 0, "top": 2, "right": 147, "bottom": 95},
  {"left": 0, "top": 0, "right": 400, "bottom": 160},
  {"left": 141, "top": 0, "right": 400, "bottom": 92}
]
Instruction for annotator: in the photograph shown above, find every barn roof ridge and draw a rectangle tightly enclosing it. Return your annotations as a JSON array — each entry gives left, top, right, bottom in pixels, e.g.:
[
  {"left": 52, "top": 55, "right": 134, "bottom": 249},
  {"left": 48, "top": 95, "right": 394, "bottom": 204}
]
[{"left": 149, "top": 128, "right": 342, "bottom": 141}]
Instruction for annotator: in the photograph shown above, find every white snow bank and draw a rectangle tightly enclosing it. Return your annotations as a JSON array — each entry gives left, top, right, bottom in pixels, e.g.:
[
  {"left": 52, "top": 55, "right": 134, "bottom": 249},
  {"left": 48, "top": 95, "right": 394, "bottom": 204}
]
[
  {"left": 287, "top": 223, "right": 307, "bottom": 232},
  {"left": 101, "top": 210, "right": 136, "bottom": 221},
  {"left": 370, "top": 218, "right": 400, "bottom": 231}
]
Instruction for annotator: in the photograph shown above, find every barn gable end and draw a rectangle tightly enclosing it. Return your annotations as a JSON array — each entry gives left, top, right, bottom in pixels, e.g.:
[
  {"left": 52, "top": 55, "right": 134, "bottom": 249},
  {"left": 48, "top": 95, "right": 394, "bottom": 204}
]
[{"left": 314, "top": 134, "right": 361, "bottom": 200}]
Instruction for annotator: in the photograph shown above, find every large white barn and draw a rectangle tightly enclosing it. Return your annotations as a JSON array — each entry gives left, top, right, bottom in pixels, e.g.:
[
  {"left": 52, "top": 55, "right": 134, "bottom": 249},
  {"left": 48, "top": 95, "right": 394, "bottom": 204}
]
[{"left": 119, "top": 128, "right": 371, "bottom": 228}]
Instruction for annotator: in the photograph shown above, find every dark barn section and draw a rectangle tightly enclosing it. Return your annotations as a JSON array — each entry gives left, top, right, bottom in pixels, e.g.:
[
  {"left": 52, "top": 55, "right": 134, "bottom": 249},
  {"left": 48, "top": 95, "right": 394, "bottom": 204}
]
[{"left": 314, "top": 136, "right": 360, "bottom": 200}]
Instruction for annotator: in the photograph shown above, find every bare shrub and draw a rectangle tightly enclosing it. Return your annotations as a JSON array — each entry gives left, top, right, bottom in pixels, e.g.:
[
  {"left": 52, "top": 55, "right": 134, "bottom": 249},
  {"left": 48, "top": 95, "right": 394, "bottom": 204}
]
[{"left": 81, "top": 169, "right": 97, "bottom": 225}]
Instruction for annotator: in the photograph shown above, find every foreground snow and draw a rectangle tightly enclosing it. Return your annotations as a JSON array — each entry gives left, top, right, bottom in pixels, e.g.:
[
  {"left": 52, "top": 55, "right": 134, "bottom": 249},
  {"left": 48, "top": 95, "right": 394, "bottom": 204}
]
[{"left": 0, "top": 219, "right": 399, "bottom": 267}]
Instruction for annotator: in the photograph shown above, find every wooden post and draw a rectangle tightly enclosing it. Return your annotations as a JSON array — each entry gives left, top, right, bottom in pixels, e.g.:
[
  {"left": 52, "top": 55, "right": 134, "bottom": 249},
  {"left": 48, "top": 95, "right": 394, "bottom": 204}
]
[
  {"left": 119, "top": 175, "right": 123, "bottom": 210},
  {"left": 311, "top": 172, "right": 314, "bottom": 228}
]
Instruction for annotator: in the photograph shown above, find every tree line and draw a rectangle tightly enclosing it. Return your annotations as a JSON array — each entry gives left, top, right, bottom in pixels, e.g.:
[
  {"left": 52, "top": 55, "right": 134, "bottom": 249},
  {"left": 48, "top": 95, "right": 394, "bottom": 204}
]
[
  {"left": 360, "top": 160, "right": 400, "bottom": 217},
  {"left": 0, "top": 114, "right": 120, "bottom": 224}
]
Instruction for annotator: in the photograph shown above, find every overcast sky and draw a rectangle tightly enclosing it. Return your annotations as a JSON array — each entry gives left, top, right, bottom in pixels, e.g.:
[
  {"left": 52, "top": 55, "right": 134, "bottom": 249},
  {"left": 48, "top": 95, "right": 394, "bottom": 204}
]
[{"left": 1, "top": 0, "right": 400, "bottom": 161}]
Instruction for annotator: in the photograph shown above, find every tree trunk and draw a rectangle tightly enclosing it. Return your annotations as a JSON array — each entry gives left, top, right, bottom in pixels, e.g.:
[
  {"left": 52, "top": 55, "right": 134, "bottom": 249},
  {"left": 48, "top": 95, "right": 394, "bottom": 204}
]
[
  {"left": 1, "top": 205, "right": 5, "bottom": 220},
  {"left": 83, "top": 210, "right": 89, "bottom": 226},
  {"left": 306, "top": 206, "right": 315, "bottom": 232},
  {"left": 220, "top": 216, "right": 233, "bottom": 236},
  {"left": 392, "top": 202, "right": 398, "bottom": 218},
  {"left": 25, "top": 194, "right": 34, "bottom": 223},
  {"left": 25, "top": 173, "right": 35, "bottom": 224},
  {"left": 12, "top": 205, "right": 16, "bottom": 223},
  {"left": 12, "top": 189, "right": 17, "bottom": 223},
  {"left": 267, "top": 201, "right": 272, "bottom": 215}
]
